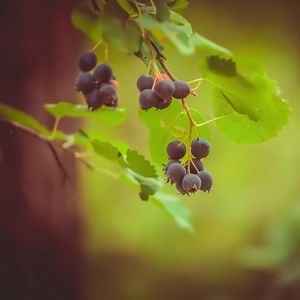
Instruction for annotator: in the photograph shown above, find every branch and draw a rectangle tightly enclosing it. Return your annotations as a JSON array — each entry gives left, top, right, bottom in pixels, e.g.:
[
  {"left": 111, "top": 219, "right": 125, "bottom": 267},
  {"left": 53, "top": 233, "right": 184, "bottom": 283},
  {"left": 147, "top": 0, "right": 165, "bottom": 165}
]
[{"left": 90, "top": 0, "right": 101, "bottom": 13}]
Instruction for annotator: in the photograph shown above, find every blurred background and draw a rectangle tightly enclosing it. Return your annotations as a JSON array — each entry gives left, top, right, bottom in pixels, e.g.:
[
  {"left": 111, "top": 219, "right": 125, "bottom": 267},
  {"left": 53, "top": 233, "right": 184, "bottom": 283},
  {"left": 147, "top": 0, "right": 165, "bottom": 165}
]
[{"left": 1, "top": 0, "right": 300, "bottom": 300}]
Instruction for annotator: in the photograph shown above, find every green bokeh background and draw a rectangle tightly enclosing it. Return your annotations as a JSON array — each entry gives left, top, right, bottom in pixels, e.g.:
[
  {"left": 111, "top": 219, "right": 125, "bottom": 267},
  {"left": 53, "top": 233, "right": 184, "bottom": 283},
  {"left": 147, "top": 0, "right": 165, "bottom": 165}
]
[{"left": 79, "top": 1, "right": 300, "bottom": 299}]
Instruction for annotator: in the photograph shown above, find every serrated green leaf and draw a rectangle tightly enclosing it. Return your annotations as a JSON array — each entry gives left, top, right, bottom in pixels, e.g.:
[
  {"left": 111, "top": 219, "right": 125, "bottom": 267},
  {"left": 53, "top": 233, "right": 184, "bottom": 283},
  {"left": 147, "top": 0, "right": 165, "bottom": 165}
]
[
  {"left": 207, "top": 55, "right": 237, "bottom": 77},
  {"left": 45, "top": 102, "right": 127, "bottom": 126},
  {"left": 140, "top": 100, "right": 209, "bottom": 166},
  {"left": 156, "top": 0, "right": 171, "bottom": 22},
  {"left": 212, "top": 89, "right": 291, "bottom": 143},
  {"left": 191, "top": 33, "right": 232, "bottom": 57},
  {"left": 71, "top": 4, "right": 102, "bottom": 43},
  {"left": 92, "top": 140, "right": 122, "bottom": 161},
  {"left": 150, "top": 192, "right": 194, "bottom": 233},
  {"left": 126, "top": 149, "right": 158, "bottom": 178},
  {"left": 120, "top": 169, "right": 162, "bottom": 201},
  {"left": 202, "top": 56, "right": 292, "bottom": 134}
]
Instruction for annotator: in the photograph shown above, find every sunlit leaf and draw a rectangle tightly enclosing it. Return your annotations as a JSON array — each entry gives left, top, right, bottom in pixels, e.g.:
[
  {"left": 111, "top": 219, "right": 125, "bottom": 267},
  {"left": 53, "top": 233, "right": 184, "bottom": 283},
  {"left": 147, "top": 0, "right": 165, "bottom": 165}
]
[
  {"left": 150, "top": 192, "right": 194, "bottom": 233},
  {"left": 126, "top": 149, "right": 158, "bottom": 178},
  {"left": 213, "top": 89, "right": 291, "bottom": 143},
  {"left": 71, "top": 4, "right": 102, "bottom": 42},
  {"left": 45, "top": 102, "right": 127, "bottom": 126},
  {"left": 191, "top": 33, "right": 232, "bottom": 57}
]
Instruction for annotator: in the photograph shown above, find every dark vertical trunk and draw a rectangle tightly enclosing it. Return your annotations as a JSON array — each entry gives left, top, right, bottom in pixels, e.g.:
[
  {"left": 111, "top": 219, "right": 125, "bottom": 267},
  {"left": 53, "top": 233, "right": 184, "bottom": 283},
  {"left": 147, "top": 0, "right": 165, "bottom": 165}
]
[{"left": 0, "top": 1, "right": 84, "bottom": 299}]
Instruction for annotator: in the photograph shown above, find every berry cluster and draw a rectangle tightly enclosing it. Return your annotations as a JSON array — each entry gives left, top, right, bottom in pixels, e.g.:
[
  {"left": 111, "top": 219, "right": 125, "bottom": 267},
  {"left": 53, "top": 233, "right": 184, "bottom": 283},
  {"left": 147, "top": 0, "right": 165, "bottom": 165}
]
[
  {"left": 137, "top": 74, "right": 190, "bottom": 110},
  {"left": 75, "top": 51, "right": 119, "bottom": 110},
  {"left": 163, "top": 138, "right": 213, "bottom": 195}
]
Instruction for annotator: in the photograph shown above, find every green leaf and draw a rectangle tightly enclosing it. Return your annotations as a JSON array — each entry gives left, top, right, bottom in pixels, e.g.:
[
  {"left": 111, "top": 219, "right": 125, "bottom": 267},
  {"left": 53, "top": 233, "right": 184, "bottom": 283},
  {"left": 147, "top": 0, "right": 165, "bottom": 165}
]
[
  {"left": 44, "top": 102, "right": 127, "bottom": 126},
  {"left": 150, "top": 192, "right": 194, "bottom": 233},
  {"left": 156, "top": 0, "right": 171, "bottom": 22},
  {"left": 191, "top": 33, "right": 232, "bottom": 57},
  {"left": 101, "top": 16, "right": 142, "bottom": 54},
  {"left": 212, "top": 89, "right": 291, "bottom": 143},
  {"left": 120, "top": 170, "right": 193, "bottom": 232},
  {"left": 140, "top": 100, "right": 209, "bottom": 166},
  {"left": 207, "top": 55, "right": 236, "bottom": 77},
  {"left": 0, "top": 103, "right": 51, "bottom": 136},
  {"left": 125, "top": 149, "right": 158, "bottom": 178},
  {"left": 71, "top": 4, "right": 102, "bottom": 42},
  {"left": 202, "top": 56, "right": 291, "bottom": 142},
  {"left": 139, "top": 14, "right": 194, "bottom": 55},
  {"left": 120, "top": 169, "right": 162, "bottom": 201},
  {"left": 92, "top": 140, "right": 122, "bottom": 161},
  {"left": 91, "top": 139, "right": 157, "bottom": 178}
]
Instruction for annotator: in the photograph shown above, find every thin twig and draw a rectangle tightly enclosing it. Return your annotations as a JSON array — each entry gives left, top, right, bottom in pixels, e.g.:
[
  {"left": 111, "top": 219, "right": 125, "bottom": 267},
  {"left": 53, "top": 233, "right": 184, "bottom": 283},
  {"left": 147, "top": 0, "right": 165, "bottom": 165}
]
[
  {"left": 90, "top": 0, "right": 101, "bottom": 13},
  {"left": 47, "top": 142, "right": 69, "bottom": 183}
]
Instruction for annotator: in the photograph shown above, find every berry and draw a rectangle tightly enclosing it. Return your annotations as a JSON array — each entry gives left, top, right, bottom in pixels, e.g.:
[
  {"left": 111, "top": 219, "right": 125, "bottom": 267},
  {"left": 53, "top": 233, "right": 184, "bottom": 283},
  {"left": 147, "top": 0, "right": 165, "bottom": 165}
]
[
  {"left": 94, "top": 64, "right": 113, "bottom": 83},
  {"left": 85, "top": 88, "right": 104, "bottom": 110},
  {"left": 154, "top": 97, "right": 172, "bottom": 110},
  {"left": 154, "top": 79, "right": 175, "bottom": 99},
  {"left": 163, "top": 159, "right": 180, "bottom": 174},
  {"left": 109, "top": 79, "right": 119, "bottom": 89},
  {"left": 79, "top": 51, "right": 97, "bottom": 72},
  {"left": 176, "top": 182, "right": 187, "bottom": 195},
  {"left": 136, "top": 75, "right": 154, "bottom": 91},
  {"left": 173, "top": 80, "right": 190, "bottom": 99},
  {"left": 166, "top": 163, "right": 186, "bottom": 184},
  {"left": 105, "top": 95, "right": 119, "bottom": 107},
  {"left": 167, "top": 140, "right": 186, "bottom": 160},
  {"left": 155, "top": 73, "right": 169, "bottom": 81},
  {"left": 139, "top": 89, "right": 160, "bottom": 110},
  {"left": 191, "top": 138, "right": 210, "bottom": 159},
  {"left": 186, "top": 158, "right": 204, "bottom": 174},
  {"left": 197, "top": 171, "right": 213, "bottom": 192},
  {"left": 75, "top": 72, "right": 96, "bottom": 93},
  {"left": 182, "top": 174, "right": 201, "bottom": 193},
  {"left": 98, "top": 83, "right": 117, "bottom": 106}
]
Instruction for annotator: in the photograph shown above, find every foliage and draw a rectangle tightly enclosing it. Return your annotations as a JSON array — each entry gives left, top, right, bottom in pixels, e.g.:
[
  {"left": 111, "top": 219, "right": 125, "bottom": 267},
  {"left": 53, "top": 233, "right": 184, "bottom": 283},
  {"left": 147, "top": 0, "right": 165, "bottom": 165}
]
[{"left": 0, "top": 0, "right": 291, "bottom": 231}]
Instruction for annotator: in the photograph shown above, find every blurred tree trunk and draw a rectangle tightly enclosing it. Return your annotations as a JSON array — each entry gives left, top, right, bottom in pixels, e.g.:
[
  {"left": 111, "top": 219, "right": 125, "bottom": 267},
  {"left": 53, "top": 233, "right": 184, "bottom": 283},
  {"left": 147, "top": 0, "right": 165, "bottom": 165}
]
[{"left": 0, "top": 1, "right": 85, "bottom": 299}]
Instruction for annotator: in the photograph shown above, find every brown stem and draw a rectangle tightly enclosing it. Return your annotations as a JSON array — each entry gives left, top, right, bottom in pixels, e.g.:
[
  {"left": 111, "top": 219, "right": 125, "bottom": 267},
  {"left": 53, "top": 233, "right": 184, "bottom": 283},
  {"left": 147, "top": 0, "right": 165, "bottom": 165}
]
[{"left": 90, "top": 0, "right": 100, "bottom": 13}]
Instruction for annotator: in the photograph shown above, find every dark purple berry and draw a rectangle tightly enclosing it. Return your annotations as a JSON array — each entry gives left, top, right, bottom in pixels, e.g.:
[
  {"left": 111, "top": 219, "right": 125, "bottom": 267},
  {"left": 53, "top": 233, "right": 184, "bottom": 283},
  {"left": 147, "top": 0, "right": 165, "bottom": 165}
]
[
  {"left": 186, "top": 158, "right": 204, "bottom": 174},
  {"left": 173, "top": 80, "right": 190, "bottom": 99},
  {"left": 182, "top": 174, "right": 201, "bottom": 193},
  {"left": 176, "top": 182, "right": 187, "bottom": 195},
  {"left": 166, "top": 162, "right": 186, "bottom": 184},
  {"left": 154, "top": 79, "right": 175, "bottom": 99},
  {"left": 94, "top": 64, "right": 113, "bottom": 83},
  {"left": 85, "top": 88, "right": 104, "bottom": 110},
  {"left": 79, "top": 51, "right": 97, "bottom": 72},
  {"left": 197, "top": 171, "right": 213, "bottom": 192},
  {"left": 163, "top": 160, "right": 180, "bottom": 174},
  {"left": 154, "top": 97, "right": 172, "bottom": 110},
  {"left": 105, "top": 95, "right": 119, "bottom": 107},
  {"left": 139, "top": 89, "right": 160, "bottom": 110},
  {"left": 136, "top": 75, "right": 155, "bottom": 91},
  {"left": 191, "top": 138, "right": 210, "bottom": 159},
  {"left": 98, "top": 83, "right": 117, "bottom": 106},
  {"left": 167, "top": 140, "right": 186, "bottom": 160},
  {"left": 75, "top": 72, "right": 96, "bottom": 93}
]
